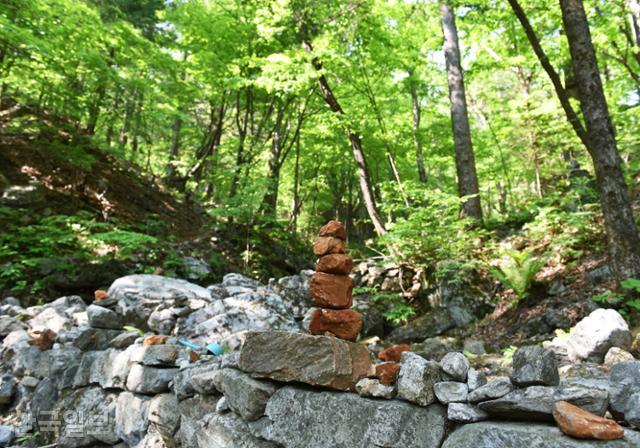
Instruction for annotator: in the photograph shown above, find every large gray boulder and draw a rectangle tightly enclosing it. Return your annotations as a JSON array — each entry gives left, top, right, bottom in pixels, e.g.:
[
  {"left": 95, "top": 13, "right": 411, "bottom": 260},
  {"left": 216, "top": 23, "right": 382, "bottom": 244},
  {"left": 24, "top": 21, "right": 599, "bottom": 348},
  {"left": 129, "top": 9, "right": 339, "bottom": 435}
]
[
  {"left": 196, "top": 412, "right": 278, "bottom": 448},
  {"left": 478, "top": 384, "right": 609, "bottom": 421},
  {"left": 0, "top": 375, "right": 16, "bottom": 405},
  {"left": 626, "top": 392, "right": 640, "bottom": 429},
  {"left": 511, "top": 346, "right": 559, "bottom": 386},
  {"left": 116, "top": 391, "right": 150, "bottom": 446},
  {"left": 609, "top": 360, "right": 640, "bottom": 423},
  {"left": 179, "top": 292, "right": 303, "bottom": 349},
  {"left": 0, "top": 425, "right": 15, "bottom": 447},
  {"left": 108, "top": 274, "right": 212, "bottom": 324},
  {"left": 388, "top": 308, "right": 457, "bottom": 343},
  {"left": 211, "top": 369, "right": 278, "bottom": 421},
  {"left": 253, "top": 386, "right": 448, "bottom": 448},
  {"left": 447, "top": 403, "right": 489, "bottom": 423},
  {"left": 86, "top": 304, "right": 121, "bottom": 329},
  {"left": 544, "top": 308, "right": 631, "bottom": 363},
  {"left": 0, "top": 316, "right": 26, "bottom": 337},
  {"left": 440, "top": 352, "right": 470, "bottom": 381},
  {"left": 238, "top": 331, "right": 371, "bottom": 391},
  {"left": 433, "top": 381, "right": 468, "bottom": 404},
  {"left": 441, "top": 421, "right": 640, "bottom": 448},
  {"left": 355, "top": 378, "right": 396, "bottom": 399},
  {"left": 397, "top": 352, "right": 442, "bottom": 406},
  {"left": 126, "top": 364, "right": 178, "bottom": 394},
  {"left": 175, "top": 395, "right": 219, "bottom": 447},
  {"left": 54, "top": 387, "right": 119, "bottom": 447},
  {"left": 148, "top": 393, "right": 181, "bottom": 436},
  {"left": 171, "top": 360, "right": 221, "bottom": 400},
  {"left": 467, "top": 377, "right": 514, "bottom": 403}
]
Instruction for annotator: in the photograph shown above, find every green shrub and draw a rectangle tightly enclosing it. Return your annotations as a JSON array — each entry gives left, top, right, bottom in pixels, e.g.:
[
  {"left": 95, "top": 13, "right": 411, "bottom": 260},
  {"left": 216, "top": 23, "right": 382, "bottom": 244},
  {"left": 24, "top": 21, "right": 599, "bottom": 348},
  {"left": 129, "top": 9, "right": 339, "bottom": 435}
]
[
  {"left": 379, "top": 185, "right": 488, "bottom": 266},
  {"left": 489, "top": 249, "right": 546, "bottom": 301},
  {"left": 0, "top": 207, "right": 176, "bottom": 294},
  {"left": 353, "top": 285, "right": 416, "bottom": 325}
]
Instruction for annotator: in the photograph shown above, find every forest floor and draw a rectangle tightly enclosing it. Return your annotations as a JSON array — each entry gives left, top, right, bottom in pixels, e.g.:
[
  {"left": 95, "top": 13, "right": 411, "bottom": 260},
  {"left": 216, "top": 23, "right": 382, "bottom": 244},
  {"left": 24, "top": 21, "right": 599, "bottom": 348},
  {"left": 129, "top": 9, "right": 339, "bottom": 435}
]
[
  {"left": 0, "top": 128, "right": 636, "bottom": 348},
  {"left": 0, "top": 130, "right": 310, "bottom": 301}
]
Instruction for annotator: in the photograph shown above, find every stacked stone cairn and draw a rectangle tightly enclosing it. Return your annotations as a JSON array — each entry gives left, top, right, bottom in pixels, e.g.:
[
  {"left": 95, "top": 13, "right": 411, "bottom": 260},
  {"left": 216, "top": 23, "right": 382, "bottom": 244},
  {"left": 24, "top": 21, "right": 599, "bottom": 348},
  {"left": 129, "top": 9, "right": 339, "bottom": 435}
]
[{"left": 308, "top": 220, "right": 362, "bottom": 342}]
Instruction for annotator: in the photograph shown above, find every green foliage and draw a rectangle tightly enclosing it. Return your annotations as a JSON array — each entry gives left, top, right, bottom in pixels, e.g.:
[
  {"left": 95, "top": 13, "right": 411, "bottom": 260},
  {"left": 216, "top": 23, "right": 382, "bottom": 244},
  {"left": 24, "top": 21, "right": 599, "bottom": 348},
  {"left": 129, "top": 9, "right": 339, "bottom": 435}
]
[
  {"left": 123, "top": 325, "right": 145, "bottom": 336},
  {"left": 489, "top": 249, "right": 546, "bottom": 301},
  {"left": 354, "top": 285, "right": 415, "bottom": 325},
  {"left": 619, "top": 278, "right": 640, "bottom": 311},
  {"left": 380, "top": 186, "right": 487, "bottom": 267},
  {"left": 15, "top": 432, "right": 40, "bottom": 443},
  {"left": 2, "top": 0, "right": 638, "bottom": 296},
  {"left": 0, "top": 207, "right": 176, "bottom": 294},
  {"left": 590, "top": 278, "right": 640, "bottom": 321},
  {"left": 500, "top": 345, "right": 518, "bottom": 367}
]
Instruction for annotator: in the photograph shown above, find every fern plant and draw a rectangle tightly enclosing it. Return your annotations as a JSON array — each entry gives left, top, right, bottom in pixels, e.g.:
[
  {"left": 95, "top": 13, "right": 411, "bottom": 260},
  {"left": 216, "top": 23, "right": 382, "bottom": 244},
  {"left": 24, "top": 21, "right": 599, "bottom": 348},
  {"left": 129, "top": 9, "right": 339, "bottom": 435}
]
[{"left": 489, "top": 249, "right": 546, "bottom": 301}]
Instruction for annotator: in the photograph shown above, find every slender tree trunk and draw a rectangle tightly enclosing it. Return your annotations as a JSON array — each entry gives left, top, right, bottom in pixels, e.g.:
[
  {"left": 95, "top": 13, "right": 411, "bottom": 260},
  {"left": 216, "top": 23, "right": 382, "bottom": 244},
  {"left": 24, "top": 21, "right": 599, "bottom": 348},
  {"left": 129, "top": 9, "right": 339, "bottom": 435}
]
[
  {"left": 298, "top": 23, "right": 386, "bottom": 236},
  {"left": 166, "top": 114, "right": 182, "bottom": 180},
  {"left": 508, "top": 0, "right": 590, "bottom": 152},
  {"left": 560, "top": 0, "right": 640, "bottom": 281},
  {"left": 440, "top": 2, "right": 483, "bottom": 221},
  {"left": 119, "top": 88, "right": 136, "bottom": 148},
  {"left": 289, "top": 135, "right": 302, "bottom": 232},
  {"left": 229, "top": 90, "right": 251, "bottom": 200},
  {"left": 262, "top": 102, "right": 287, "bottom": 217},
  {"left": 410, "top": 80, "right": 428, "bottom": 183},
  {"left": 360, "top": 64, "right": 410, "bottom": 206}
]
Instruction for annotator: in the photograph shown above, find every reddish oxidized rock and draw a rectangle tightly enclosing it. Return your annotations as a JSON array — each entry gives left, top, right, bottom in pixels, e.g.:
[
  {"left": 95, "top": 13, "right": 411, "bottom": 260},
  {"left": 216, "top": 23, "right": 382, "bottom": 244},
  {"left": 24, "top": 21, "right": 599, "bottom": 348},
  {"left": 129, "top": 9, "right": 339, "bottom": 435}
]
[
  {"left": 375, "top": 362, "right": 401, "bottom": 386},
  {"left": 553, "top": 401, "right": 624, "bottom": 440},
  {"left": 94, "top": 289, "right": 109, "bottom": 301},
  {"left": 378, "top": 344, "right": 411, "bottom": 363},
  {"left": 316, "top": 254, "right": 353, "bottom": 275},
  {"left": 28, "top": 329, "right": 57, "bottom": 350},
  {"left": 313, "top": 236, "right": 346, "bottom": 257},
  {"left": 309, "top": 309, "right": 362, "bottom": 341},
  {"left": 318, "top": 220, "right": 346, "bottom": 240},
  {"left": 310, "top": 272, "right": 353, "bottom": 309},
  {"left": 188, "top": 349, "right": 200, "bottom": 362},
  {"left": 143, "top": 335, "right": 168, "bottom": 347},
  {"left": 309, "top": 308, "right": 363, "bottom": 341}
]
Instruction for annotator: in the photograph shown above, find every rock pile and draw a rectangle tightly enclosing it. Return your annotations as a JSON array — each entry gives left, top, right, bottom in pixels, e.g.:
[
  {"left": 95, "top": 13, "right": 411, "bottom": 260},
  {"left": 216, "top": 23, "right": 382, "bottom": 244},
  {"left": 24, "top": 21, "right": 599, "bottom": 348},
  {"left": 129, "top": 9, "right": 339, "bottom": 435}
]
[
  {"left": 0, "top": 265, "right": 639, "bottom": 447},
  {"left": 308, "top": 220, "right": 362, "bottom": 342}
]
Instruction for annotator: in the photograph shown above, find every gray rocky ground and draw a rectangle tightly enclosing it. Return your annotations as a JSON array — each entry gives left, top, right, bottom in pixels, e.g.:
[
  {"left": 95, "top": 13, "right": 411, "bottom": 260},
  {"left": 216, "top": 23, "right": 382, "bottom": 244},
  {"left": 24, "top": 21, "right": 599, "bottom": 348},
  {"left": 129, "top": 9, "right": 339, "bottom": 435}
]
[{"left": 0, "top": 271, "right": 638, "bottom": 447}]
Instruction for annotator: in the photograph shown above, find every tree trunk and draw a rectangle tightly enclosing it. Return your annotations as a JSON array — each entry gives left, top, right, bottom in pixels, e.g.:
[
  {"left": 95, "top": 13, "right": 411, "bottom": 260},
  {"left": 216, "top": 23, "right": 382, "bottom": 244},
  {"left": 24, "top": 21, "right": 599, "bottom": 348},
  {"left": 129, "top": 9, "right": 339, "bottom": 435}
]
[
  {"left": 508, "top": 0, "right": 590, "bottom": 152},
  {"left": 360, "top": 64, "right": 410, "bottom": 206},
  {"left": 166, "top": 114, "right": 182, "bottom": 179},
  {"left": 410, "top": 80, "right": 428, "bottom": 183},
  {"left": 261, "top": 101, "right": 287, "bottom": 217},
  {"left": 289, "top": 135, "right": 302, "bottom": 232},
  {"left": 440, "top": 3, "right": 483, "bottom": 221},
  {"left": 229, "top": 90, "right": 251, "bottom": 200},
  {"left": 560, "top": 0, "right": 640, "bottom": 281},
  {"left": 299, "top": 23, "right": 386, "bottom": 236}
]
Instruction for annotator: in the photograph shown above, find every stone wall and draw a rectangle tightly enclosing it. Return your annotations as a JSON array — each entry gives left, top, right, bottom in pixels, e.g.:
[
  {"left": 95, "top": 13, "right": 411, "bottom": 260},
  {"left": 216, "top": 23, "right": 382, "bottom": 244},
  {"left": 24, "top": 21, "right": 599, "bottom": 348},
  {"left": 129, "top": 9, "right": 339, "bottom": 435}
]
[{"left": 0, "top": 272, "right": 639, "bottom": 448}]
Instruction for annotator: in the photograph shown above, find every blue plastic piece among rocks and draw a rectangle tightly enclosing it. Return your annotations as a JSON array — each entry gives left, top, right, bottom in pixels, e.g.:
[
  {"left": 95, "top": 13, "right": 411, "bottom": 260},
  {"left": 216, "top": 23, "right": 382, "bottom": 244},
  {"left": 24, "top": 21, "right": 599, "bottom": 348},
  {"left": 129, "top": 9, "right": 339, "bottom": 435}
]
[
  {"left": 206, "top": 342, "right": 224, "bottom": 356},
  {"left": 178, "top": 339, "right": 200, "bottom": 351}
]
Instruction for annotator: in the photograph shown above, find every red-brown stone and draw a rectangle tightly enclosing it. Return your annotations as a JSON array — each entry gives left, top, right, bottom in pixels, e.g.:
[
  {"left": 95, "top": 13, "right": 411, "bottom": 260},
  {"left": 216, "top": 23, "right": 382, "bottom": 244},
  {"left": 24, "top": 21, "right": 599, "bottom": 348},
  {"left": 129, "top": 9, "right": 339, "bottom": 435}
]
[
  {"left": 188, "top": 349, "right": 200, "bottom": 362},
  {"left": 94, "top": 289, "right": 109, "bottom": 301},
  {"left": 375, "top": 362, "right": 401, "bottom": 385},
  {"left": 316, "top": 254, "right": 353, "bottom": 275},
  {"left": 28, "top": 329, "right": 57, "bottom": 350},
  {"left": 313, "top": 236, "right": 346, "bottom": 257},
  {"left": 553, "top": 401, "right": 624, "bottom": 441},
  {"left": 319, "top": 220, "right": 346, "bottom": 240},
  {"left": 143, "top": 335, "right": 168, "bottom": 346},
  {"left": 378, "top": 344, "right": 411, "bottom": 363},
  {"left": 309, "top": 308, "right": 363, "bottom": 341},
  {"left": 310, "top": 272, "right": 353, "bottom": 309}
]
